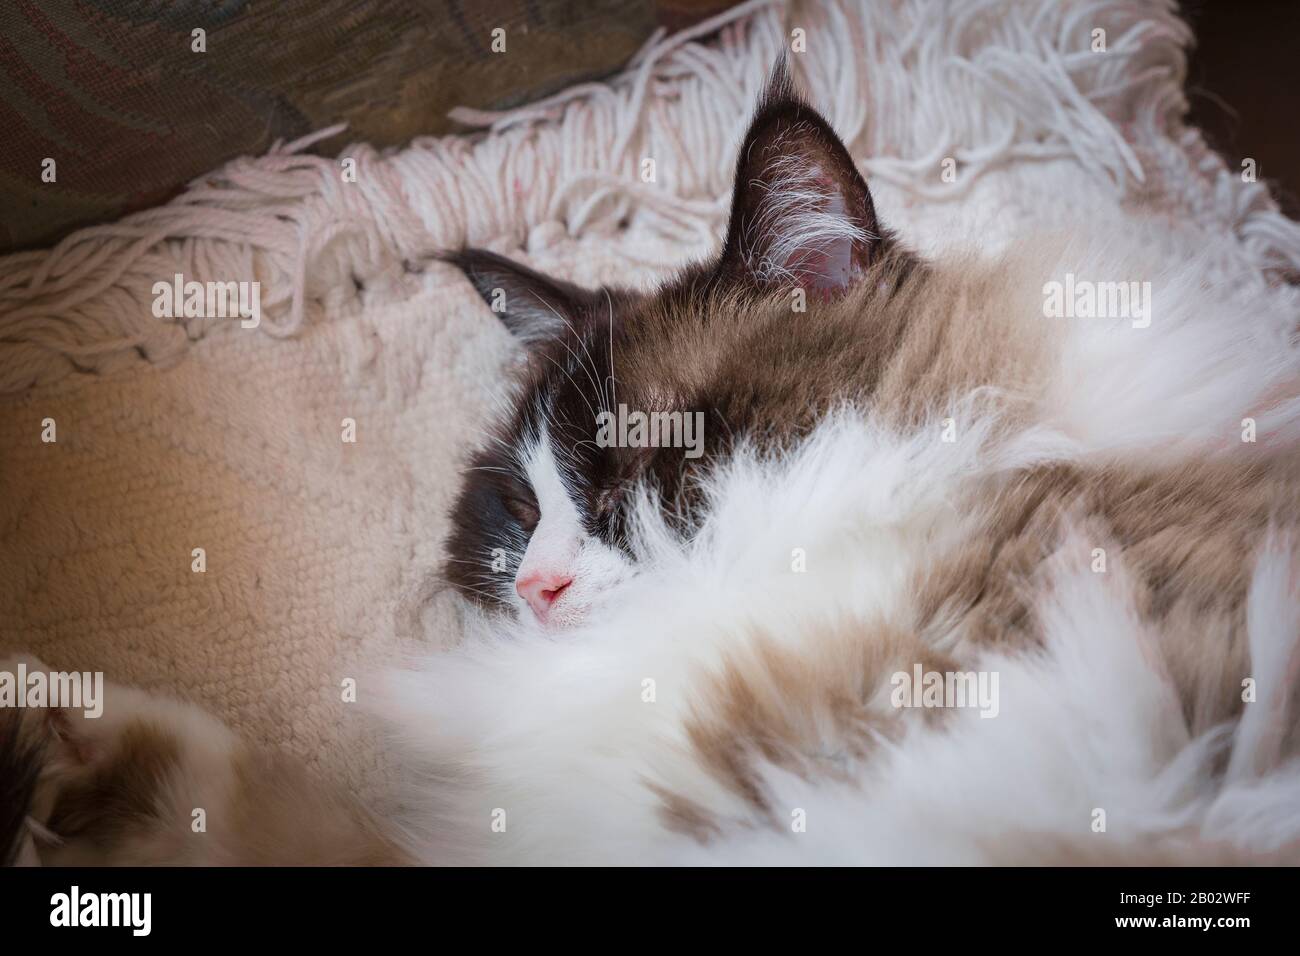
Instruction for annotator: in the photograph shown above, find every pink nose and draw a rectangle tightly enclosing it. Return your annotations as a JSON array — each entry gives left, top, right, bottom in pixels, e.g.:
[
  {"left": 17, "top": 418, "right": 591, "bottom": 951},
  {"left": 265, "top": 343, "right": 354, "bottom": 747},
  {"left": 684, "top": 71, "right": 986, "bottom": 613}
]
[{"left": 516, "top": 569, "right": 573, "bottom": 620}]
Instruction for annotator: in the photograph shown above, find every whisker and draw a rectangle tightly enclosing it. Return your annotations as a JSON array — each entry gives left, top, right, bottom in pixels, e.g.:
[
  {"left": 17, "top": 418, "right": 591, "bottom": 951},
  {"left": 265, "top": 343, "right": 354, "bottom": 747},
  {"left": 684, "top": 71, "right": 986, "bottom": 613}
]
[
  {"left": 605, "top": 289, "right": 618, "bottom": 414},
  {"left": 531, "top": 292, "right": 607, "bottom": 417}
]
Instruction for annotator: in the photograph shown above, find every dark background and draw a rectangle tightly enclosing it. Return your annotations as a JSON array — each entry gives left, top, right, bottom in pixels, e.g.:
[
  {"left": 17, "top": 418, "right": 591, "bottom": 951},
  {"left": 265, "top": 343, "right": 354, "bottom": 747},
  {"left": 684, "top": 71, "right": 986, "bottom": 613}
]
[{"left": 1184, "top": 0, "right": 1299, "bottom": 217}]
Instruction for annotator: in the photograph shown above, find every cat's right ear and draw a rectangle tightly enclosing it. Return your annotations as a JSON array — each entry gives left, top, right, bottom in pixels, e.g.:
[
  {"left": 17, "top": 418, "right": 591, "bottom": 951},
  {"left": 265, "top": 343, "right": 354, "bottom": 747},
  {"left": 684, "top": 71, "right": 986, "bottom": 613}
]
[
  {"left": 710, "top": 61, "right": 882, "bottom": 298},
  {"left": 443, "top": 249, "right": 596, "bottom": 347}
]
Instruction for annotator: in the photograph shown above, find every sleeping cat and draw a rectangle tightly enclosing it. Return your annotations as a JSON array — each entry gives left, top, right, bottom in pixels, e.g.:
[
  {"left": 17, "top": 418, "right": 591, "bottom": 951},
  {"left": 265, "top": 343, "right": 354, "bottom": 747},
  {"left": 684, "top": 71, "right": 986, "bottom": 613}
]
[
  {"left": 384, "top": 63, "right": 1300, "bottom": 864},
  {"left": 5, "top": 64, "right": 1299, "bottom": 866}
]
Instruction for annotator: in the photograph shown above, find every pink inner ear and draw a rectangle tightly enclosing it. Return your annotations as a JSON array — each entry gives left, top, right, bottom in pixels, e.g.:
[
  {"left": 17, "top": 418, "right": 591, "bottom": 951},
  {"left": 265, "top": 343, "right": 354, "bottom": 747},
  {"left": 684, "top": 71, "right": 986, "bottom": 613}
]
[
  {"left": 770, "top": 172, "right": 867, "bottom": 298},
  {"left": 788, "top": 235, "right": 856, "bottom": 297}
]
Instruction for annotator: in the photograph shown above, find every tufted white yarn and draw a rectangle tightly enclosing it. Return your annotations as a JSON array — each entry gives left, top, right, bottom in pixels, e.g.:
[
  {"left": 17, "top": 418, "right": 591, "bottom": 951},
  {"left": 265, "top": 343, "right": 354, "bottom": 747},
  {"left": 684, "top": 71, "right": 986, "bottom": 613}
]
[
  {"left": 1, "top": 0, "right": 1299, "bottom": 800},
  {"left": 2, "top": 0, "right": 1295, "bottom": 396}
]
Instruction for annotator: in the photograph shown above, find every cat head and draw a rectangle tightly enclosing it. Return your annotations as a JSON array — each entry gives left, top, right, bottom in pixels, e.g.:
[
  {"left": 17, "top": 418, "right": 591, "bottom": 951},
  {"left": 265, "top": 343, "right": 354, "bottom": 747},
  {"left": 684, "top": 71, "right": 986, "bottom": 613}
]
[{"left": 443, "top": 64, "right": 899, "bottom": 629}]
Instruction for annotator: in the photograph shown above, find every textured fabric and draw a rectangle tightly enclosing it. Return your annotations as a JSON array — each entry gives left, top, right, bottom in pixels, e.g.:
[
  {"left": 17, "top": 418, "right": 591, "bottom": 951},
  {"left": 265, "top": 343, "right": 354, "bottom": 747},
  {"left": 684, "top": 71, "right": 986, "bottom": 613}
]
[
  {"left": 1, "top": 0, "right": 1298, "bottom": 803},
  {"left": 0, "top": 237, "right": 659, "bottom": 801}
]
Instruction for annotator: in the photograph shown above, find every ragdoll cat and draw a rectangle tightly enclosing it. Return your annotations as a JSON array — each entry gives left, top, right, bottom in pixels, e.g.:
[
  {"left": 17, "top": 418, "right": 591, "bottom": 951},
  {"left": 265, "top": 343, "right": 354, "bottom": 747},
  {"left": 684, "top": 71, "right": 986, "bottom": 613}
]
[
  {"left": 383, "top": 64, "right": 1300, "bottom": 864},
  {"left": 6, "top": 65, "right": 1299, "bottom": 867}
]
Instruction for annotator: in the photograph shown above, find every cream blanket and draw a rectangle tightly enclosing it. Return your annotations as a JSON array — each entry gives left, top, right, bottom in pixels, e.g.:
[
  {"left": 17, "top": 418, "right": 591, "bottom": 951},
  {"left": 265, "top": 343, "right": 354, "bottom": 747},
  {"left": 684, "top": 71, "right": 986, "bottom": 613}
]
[{"left": 2, "top": 0, "right": 1298, "bottom": 802}]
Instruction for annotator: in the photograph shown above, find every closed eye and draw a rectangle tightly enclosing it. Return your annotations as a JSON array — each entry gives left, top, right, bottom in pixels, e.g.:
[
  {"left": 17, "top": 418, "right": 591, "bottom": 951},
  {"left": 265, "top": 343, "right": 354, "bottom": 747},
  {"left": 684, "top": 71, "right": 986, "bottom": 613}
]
[{"left": 502, "top": 494, "right": 540, "bottom": 531}]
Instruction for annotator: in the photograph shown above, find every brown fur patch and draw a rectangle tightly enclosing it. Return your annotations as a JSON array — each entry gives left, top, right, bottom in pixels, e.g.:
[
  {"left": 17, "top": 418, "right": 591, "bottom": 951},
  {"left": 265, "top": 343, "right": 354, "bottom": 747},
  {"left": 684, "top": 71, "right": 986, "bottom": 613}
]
[
  {"left": 660, "top": 454, "right": 1298, "bottom": 839},
  {"left": 36, "top": 701, "right": 410, "bottom": 866},
  {"left": 45, "top": 720, "right": 182, "bottom": 851},
  {"left": 915, "top": 456, "right": 1298, "bottom": 729},
  {"left": 660, "top": 618, "right": 958, "bottom": 838}
]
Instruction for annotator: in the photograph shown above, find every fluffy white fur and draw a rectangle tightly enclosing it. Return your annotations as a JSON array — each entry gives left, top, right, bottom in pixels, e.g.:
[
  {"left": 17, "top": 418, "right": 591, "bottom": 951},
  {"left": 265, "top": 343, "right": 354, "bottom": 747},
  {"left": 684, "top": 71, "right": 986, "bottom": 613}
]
[{"left": 372, "top": 231, "right": 1300, "bottom": 865}]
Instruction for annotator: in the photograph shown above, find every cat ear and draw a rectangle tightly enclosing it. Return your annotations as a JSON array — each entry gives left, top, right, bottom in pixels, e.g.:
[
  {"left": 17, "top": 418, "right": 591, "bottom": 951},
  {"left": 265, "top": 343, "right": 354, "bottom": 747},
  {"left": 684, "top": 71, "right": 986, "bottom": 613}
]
[
  {"left": 444, "top": 249, "right": 596, "bottom": 346},
  {"left": 713, "top": 61, "right": 881, "bottom": 297}
]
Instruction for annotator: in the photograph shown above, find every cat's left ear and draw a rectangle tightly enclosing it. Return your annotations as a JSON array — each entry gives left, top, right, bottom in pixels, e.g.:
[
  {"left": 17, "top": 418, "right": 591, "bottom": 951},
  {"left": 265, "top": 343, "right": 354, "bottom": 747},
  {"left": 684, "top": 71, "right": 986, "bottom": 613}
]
[
  {"left": 444, "top": 249, "right": 598, "bottom": 347},
  {"left": 712, "top": 62, "right": 881, "bottom": 297}
]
